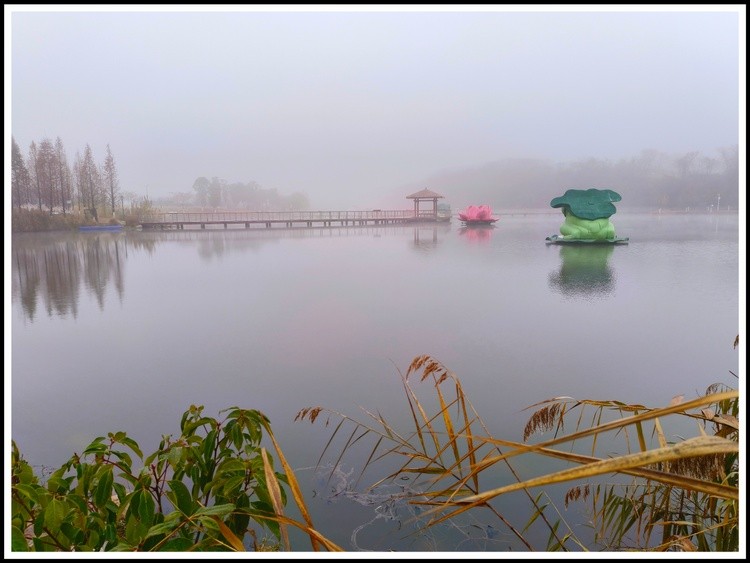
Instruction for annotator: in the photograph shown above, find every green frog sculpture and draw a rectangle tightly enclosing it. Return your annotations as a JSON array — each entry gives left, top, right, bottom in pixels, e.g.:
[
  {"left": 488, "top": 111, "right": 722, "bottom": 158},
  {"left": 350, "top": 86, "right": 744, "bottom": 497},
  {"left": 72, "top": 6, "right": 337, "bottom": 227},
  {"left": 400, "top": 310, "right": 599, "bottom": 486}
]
[{"left": 546, "top": 188, "right": 629, "bottom": 244}]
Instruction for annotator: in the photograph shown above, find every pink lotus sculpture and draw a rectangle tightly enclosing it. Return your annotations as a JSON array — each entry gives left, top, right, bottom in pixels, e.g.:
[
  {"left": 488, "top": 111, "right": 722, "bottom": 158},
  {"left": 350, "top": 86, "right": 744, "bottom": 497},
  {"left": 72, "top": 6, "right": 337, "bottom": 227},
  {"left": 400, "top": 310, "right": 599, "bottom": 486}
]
[{"left": 458, "top": 205, "right": 498, "bottom": 224}]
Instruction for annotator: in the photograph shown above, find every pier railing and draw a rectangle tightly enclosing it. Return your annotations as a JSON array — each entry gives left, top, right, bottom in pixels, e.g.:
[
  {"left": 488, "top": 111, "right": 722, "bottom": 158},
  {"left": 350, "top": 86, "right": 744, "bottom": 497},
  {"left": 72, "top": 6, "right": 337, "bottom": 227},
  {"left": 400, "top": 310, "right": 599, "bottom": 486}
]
[
  {"left": 145, "top": 210, "right": 416, "bottom": 223},
  {"left": 139, "top": 209, "right": 429, "bottom": 229}
]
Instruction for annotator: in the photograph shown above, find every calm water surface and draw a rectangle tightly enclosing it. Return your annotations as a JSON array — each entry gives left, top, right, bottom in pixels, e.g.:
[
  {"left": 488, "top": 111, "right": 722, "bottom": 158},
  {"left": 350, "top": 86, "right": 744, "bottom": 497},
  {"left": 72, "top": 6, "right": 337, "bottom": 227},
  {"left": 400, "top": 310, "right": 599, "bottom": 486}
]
[{"left": 10, "top": 212, "right": 741, "bottom": 551}]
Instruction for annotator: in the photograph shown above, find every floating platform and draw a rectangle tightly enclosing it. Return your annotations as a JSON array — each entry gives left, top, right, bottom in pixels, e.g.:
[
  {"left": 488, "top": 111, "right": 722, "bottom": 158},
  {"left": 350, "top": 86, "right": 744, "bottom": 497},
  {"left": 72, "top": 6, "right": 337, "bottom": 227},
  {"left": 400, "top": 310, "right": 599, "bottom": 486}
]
[
  {"left": 460, "top": 219, "right": 498, "bottom": 226},
  {"left": 545, "top": 234, "right": 628, "bottom": 245}
]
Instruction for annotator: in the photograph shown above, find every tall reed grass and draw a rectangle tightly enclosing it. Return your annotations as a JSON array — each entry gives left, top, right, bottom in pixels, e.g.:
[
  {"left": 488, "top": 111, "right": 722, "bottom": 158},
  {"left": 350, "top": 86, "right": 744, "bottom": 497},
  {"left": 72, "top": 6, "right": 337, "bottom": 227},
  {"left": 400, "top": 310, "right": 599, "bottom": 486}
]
[{"left": 297, "top": 339, "right": 739, "bottom": 552}]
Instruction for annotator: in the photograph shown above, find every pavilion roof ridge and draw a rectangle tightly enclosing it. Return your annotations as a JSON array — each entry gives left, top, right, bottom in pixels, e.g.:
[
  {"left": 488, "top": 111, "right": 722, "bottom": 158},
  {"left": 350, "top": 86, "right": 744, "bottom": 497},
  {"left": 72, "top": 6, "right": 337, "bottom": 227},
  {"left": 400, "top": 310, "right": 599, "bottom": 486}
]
[{"left": 406, "top": 188, "right": 444, "bottom": 199}]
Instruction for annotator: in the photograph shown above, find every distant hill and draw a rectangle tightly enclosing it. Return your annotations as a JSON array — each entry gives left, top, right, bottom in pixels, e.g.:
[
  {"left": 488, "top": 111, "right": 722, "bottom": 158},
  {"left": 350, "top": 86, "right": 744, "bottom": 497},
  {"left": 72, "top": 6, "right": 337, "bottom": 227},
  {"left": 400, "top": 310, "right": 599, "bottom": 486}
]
[{"left": 385, "top": 149, "right": 739, "bottom": 212}]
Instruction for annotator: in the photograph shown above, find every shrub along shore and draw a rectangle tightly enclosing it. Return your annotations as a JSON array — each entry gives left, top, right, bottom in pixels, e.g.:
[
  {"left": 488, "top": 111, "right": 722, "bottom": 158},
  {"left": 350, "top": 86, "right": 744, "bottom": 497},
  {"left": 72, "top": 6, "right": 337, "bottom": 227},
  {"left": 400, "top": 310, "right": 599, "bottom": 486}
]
[{"left": 11, "top": 208, "right": 144, "bottom": 233}]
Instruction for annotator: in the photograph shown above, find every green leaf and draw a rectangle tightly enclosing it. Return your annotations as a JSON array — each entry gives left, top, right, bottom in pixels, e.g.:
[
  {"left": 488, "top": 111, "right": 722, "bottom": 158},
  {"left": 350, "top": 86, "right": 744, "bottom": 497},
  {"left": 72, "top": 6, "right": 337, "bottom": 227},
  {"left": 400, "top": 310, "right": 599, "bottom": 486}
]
[
  {"left": 138, "top": 489, "right": 156, "bottom": 528},
  {"left": 522, "top": 503, "right": 549, "bottom": 533},
  {"left": 204, "top": 429, "right": 217, "bottom": 460},
  {"left": 67, "top": 493, "right": 88, "bottom": 514},
  {"left": 220, "top": 475, "right": 246, "bottom": 497},
  {"left": 145, "top": 520, "right": 179, "bottom": 539},
  {"left": 168, "top": 480, "right": 195, "bottom": 516},
  {"left": 194, "top": 503, "right": 235, "bottom": 517},
  {"left": 197, "top": 516, "right": 221, "bottom": 534},
  {"left": 159, "top": 537, "right": 195, "bottom": 551},
  {"left": 86, "top": 530, "right": 101, "bottom": 551},
  {"left": 110, "top": 450, "right": 133, "bottom": 470},
  {"left": 83, "top": 437, "right": 107, "bottom": 455},
  {"left": 248, "top": 501, "right": 280, "bottom": 537},
  {"left": 168, "top": 446, "right": 183, "bottom": 468},
  {"left": 60, "top": 521, "right": 84, "bottom": 544},
  {"left": 11, "top": 526, "right": 29, "bottom": 551},
  {"left": 47, "top": 475, "right": 72, "bottom": 494},
  {"left": 94, "top": 466, "right": 114, "bottom": 509},
  {"left": 182, "top": 417, "right": 216, "bottom": 435},
  {"left": 44, "top": 498, "right": 67, "bottom": 530},
  {"left": 546, "top": 520, "right": 561, "bottom": 551},
  {"left": 13, "top": 483, "right": 40, "bottom": 505},
  {"left": 125, "top": 511, "right": 151, "bottom": 546},
  {"left": 124, "top": 513, "right": 140, "bottom": 545},
  {"left": 112, "top": 482, "right": 127, "bottom": 504},
  {"left": 215, "top": 457, "right": 246, "bottom": 473},
  {"left": 120, "top": 436, "right": 144, "bottom": 459}
]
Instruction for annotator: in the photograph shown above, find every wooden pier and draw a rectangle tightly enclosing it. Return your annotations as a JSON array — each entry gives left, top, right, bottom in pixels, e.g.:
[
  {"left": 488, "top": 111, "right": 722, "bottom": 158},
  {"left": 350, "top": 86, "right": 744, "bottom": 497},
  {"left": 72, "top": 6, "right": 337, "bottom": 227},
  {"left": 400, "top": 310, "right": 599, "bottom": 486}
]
[{"left": 139, "top": 210, "right": 440, "bottom": 230}]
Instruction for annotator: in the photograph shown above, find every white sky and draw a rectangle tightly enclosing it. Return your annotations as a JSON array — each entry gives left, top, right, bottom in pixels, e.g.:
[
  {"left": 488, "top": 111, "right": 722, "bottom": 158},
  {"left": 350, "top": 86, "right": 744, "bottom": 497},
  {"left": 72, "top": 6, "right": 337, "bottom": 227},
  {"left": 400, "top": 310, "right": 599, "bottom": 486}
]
[{"left": 5, "top": 5, "right": 745, "bottom": 210}]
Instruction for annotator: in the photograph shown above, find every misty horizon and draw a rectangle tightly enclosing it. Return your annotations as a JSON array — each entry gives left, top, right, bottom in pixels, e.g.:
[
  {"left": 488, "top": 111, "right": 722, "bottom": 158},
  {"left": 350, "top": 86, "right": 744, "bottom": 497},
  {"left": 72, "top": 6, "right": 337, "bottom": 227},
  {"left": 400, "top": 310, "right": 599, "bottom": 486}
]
[{"left": 7, "top": 6, "right": 743, "bottom": 210}]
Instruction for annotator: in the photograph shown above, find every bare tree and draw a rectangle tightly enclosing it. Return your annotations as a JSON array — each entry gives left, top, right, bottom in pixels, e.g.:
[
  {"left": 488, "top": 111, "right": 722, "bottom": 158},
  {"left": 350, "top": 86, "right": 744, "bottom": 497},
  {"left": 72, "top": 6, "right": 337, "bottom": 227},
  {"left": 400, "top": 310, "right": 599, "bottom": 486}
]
[
  {"left": 28, "top": 141, "right": 43, "bottom": 211},
  {"left": 192, "top": 177, "right": 210, "bottom": 208},
  {"left": 73, "top": 151, "right": 85, "bottom": 211},
  {"left": 675, "top": 151, "right": 700, "bottom": 178},
  {"left": 102, "top": 144, "right": 120, "bottom": 215},
  {"left": 55, "top": 137, "right": 72, "bottom": 215},
  {"left": 208, "top": 177, "right": 225, "bottom": 209},
  {"left": 78, "top": 144, "right": 102, "bottom": 221},
  {"left": 11, "top": 137, "right": 32, "bottom": 209},
  {"left": 121, "top": 191, "right": 139, "bottom": 210},
  {"left": 718, "top": 145, "right": 739, "bottom": 176},
  {"left": 37, "top": 138, "right": 60, "bottom": 214}
]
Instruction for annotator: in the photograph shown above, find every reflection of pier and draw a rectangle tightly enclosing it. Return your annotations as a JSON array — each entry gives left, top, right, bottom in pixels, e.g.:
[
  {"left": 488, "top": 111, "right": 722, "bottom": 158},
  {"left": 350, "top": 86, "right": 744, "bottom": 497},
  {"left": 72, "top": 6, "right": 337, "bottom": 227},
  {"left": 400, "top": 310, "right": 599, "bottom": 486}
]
[
  {"left": 135, "top": 224, "right": 422, "bottom": 241},
  {"left": 412, "top": 225, "right": 451, "bottom": 251},
  {"left": 140, "top": 210, "right": 439, "bottom": 230}
]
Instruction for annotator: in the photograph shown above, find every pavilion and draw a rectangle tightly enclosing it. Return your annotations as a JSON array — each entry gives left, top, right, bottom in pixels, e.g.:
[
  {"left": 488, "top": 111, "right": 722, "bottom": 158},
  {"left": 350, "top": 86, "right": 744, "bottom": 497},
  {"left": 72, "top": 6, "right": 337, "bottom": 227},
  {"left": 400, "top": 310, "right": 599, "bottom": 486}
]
[{"left": 406, "top": 188, "right": 444, "bottom": 220}]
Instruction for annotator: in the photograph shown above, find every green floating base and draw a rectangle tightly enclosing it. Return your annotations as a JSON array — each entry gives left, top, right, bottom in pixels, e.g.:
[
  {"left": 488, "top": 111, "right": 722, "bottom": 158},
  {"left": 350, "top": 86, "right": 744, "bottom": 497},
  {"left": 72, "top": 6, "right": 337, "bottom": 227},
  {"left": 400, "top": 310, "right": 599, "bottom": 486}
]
[{"left": 545, "top": 234, "right": 629, "bottom": 245}]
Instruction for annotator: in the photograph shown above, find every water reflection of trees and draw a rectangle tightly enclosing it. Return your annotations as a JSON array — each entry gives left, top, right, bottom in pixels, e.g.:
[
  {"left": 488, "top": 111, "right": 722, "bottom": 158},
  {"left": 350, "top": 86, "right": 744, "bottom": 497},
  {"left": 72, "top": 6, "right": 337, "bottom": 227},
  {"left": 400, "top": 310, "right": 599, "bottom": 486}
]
[
  {"left": 13, "top": 246, "right": 43, "bottom": 321},
  {"left": 12, "top": 227, "right": 435, "bottom": 320},
  {"left": 44, "top": 241, "right": 82, "bottom": 318},
  {"left": 12, "top": 234, "right": 127, "bottom": 321},
  {"left": 548, "top": 244, "right": 617, "bottom": 297}
]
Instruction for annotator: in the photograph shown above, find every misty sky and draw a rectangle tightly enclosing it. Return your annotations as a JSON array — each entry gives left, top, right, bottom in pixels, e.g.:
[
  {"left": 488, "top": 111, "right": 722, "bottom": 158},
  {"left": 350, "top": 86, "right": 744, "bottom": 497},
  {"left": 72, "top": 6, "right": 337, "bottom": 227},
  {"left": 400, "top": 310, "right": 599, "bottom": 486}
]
[{"left": 6, "top": 6, "right": 744, "bottom": 209}]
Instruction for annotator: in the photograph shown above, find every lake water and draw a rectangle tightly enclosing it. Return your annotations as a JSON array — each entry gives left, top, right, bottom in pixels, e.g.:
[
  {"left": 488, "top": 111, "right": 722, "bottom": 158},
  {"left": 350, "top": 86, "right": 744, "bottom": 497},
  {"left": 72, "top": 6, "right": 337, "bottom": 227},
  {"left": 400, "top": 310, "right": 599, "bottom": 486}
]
[{"left": 9, "top": 212, "right": 741, "bottom": 552}]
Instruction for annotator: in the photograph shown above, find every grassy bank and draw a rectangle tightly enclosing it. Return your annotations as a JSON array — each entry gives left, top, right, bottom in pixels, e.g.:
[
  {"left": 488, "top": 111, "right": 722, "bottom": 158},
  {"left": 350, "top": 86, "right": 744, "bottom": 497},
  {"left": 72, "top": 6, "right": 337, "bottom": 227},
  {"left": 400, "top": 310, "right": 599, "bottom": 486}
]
[{"left": 11, "top": 208, "right": 145, "bottom": 233}]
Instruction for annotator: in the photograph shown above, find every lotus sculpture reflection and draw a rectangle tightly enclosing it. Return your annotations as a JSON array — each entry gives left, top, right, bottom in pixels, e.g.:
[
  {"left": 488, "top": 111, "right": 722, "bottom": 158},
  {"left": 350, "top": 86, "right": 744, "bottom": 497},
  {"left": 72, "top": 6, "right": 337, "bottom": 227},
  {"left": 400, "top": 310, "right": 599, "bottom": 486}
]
[{"left": 458, "top": 205, "right": 498, "bottom": 225}]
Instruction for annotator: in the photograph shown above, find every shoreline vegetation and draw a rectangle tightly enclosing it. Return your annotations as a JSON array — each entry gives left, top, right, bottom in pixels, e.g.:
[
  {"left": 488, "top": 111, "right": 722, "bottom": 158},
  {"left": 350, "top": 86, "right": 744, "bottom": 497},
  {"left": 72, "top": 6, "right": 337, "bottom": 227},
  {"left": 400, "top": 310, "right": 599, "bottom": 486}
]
[
  {"left": 11, "top": 206, "right": 148, "bottom": 234},
  {"left": 11, "top": 341, "right": 739, "bottom": 553}
]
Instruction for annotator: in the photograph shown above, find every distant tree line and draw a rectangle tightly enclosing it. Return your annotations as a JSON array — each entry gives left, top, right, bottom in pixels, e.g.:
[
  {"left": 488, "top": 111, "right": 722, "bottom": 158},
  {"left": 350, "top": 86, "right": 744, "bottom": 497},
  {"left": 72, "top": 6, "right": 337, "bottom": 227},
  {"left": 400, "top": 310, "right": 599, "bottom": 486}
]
[
  {"left": 425, "top": 146, "right": 740, "bottom": 211},
  {"left": 11, "top": 136, "right": 137, "bottom": 217},
  {"left": 12, "top": 138, "right": 738, "bottom": 215},
  {"left": 153, "top": 177, "right": 310, "bottom": 212}
]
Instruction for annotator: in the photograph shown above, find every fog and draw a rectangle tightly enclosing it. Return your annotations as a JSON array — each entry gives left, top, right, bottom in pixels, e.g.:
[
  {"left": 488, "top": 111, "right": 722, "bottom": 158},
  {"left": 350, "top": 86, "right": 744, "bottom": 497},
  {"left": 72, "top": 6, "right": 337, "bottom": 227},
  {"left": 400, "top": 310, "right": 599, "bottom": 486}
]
[{"left": 7, "top": 6, "right": 743, "bottom": 210}]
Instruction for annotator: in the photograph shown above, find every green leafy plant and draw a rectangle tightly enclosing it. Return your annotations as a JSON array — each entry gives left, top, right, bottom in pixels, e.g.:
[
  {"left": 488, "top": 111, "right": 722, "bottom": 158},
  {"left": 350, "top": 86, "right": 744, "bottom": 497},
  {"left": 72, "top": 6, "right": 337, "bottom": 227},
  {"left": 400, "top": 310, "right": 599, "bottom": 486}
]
[{"left": 11, "top": 405, "right": 341, "bottom": 552}]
